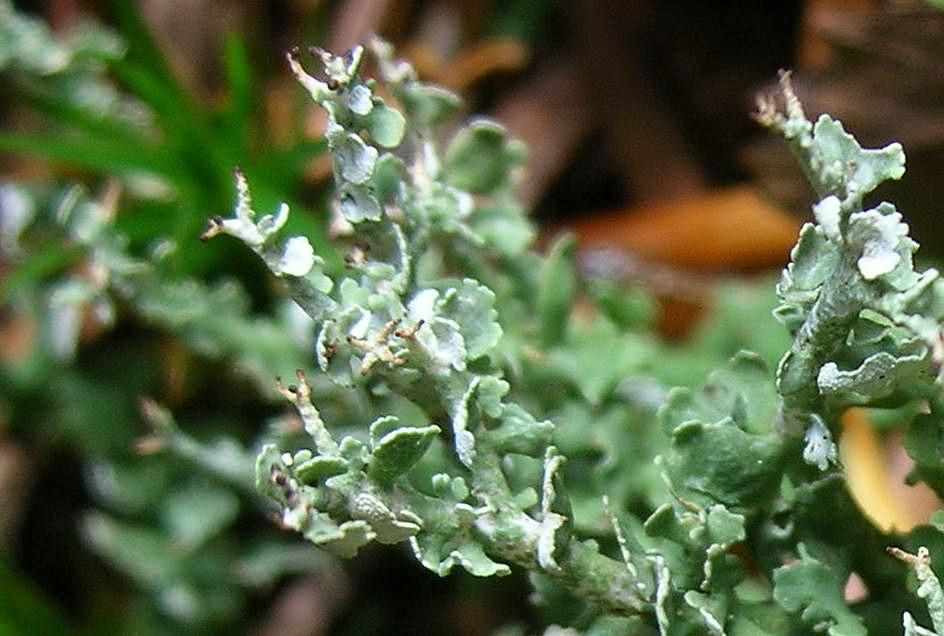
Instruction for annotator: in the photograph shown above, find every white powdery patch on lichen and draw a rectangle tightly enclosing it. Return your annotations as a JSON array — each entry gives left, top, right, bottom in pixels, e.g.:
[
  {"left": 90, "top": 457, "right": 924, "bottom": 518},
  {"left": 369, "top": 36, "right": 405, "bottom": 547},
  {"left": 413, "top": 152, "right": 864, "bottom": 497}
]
[
  {"left": 812, "top": 196, "right": 842, "bottom": 242},
  {"left": 851, "top": 209, "right": 908, "bottom": 281},
  {"left": 802, "top": 414, "right": 837, "bottom": 471}
]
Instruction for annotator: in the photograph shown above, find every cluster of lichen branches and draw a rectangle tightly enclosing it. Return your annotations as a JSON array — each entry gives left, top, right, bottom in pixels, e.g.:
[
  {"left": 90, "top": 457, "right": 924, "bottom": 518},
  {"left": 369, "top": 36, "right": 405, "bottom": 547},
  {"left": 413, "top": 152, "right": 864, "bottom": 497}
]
[
  {"left": 204, "top": 40, "right": 650, "bottom": 616},
  {"left": 757, "top": 71, "right": 944, "bottom": 471},
  {"left": 204, "top": 46, "right": 944, "bottom": 633}
]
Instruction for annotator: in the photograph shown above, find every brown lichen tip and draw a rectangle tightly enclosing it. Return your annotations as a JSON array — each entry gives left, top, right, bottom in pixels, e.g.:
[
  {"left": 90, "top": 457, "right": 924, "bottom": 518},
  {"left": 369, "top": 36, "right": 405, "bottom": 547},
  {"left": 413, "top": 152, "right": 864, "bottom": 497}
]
[
  {"left": 777, "top": 69, "right": 796, "bottom": 97},
  {"left": 136, "top": 398, "right": 172, "bottom": 454},
  {"left": 275, "top": 376, "right": 292, "bottom": 400},
  {"left": 286, "top": 49, "right": 307, "bottom": 77},
  {"left": 294, "top": 369, "right": 312, "bottom": 392},
  {"left": 139, "top": 396, "right": 171, "bottom": 428},
  {"left": 200, "top": 215, "right": 225, "bottom": 242},
  {"left": 308, "top": 46, "right": 330, "bottom": 63},
  {"left": 344, "top": 244, "right": 368, "bottom": 267},
  {"left": 395, "top": 319, "right": 424, "bottom": 339},
  {"left": 276, "top": 370, "right": 312, "bottom": 403},
  {"left": 134, "top": 435, "right": 165, "bottom": 455},
  {"left": 753, "top": 69, "right": 802, "bottom": 128},
  {"left": 752, "top": 93, "right": 777, "bottom": 127},
  {"left": 887, "top": 545, "right": 929, "bottom": 566},
  {"left": 777, "top": 69, "right": 805, "bottom": 120}
]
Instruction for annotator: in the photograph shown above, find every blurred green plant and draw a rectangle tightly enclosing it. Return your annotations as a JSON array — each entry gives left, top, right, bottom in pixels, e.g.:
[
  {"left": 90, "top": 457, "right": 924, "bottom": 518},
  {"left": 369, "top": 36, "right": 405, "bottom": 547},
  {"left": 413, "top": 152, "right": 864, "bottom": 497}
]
[
  {"left": 0, "top": 2, "right": 346, "bottom": 633},
  {"left": 0, "top": 0, "right": 332, "bottom": 283}
]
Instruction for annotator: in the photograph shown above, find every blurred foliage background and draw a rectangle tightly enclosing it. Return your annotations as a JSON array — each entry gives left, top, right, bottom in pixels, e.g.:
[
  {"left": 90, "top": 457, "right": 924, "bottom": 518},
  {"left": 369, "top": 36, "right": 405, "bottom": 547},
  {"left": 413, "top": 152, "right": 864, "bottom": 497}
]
[{"left": 1, "top": 0, "right": 943, "bottom": 634}]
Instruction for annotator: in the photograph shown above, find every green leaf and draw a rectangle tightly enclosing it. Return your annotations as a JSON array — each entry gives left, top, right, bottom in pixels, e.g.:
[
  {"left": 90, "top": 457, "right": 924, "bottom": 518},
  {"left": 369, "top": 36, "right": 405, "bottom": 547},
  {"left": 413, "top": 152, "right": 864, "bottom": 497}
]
[
  {"left": 160, "top": 481, "right": 240, "bottom": 552},
  {"left": 444, "top": 119, "right": 526, "bottom": 194},
  {"left": 587, "top": 279, "right": 656, "bottom": 331},
  {"left": 328, "top": 127, "right": 378, "bottom": 185},
  {"left": 660, "top": 352, "right": 779, "bottom": 436},
  {"left": 368, "top": 421, "right": 441, "bottom": 483},
  {"left": 431, "top": 473, "right": 470, "bottom": 501},
  {"left": 83, "top": 512, "right": 177, "bottom": 584},
  {"left": 545, "top": 320, "right": 653, "bottom": 406},
  {"left": 364, "top": 100, "right": 406, "bottom": 148},
  {"left": 294, "top": 455, "right": 348, "bottom": 484},
  {"left": 485, "top": 403, "right": 554, "bottom": 457},
  {"left": 467, "top": 201, "right": 535, "bottom": 257},
  {"left": 683, "top": 589, "right": 728, "bottom": 634},
  {"left": 399, "top": 84, "right": 461, "bottom": 130},
  {"left": 775, "top": 222, "right": 839, "bottom": 331},
  {"left": 585, "top": 615, "right": 654, "bottom": 636},
  {"left": 438, "top": 279, "right": 503, "bottom": 361},
  {"left": 665, "top": 421, "right": 785, "bottom": 508},
  {"left": 411, "top": 513, "right": 512, "bottom": 577},
  {"left": 536, "top": 234, "right": 577, "bottom": 347},
  {"left": 818, "top": 347, "right": 931, "bottom": 407},
  {"left": 705, "top": 504, "right": 746, "bottom": 547},
  {"left": 339, "top": 182, "right": 383, "bottom": 222},
  {"left": 727, "top": 602, "right": 796, "bottom": 636},
  {"left": 303, "top": 515, "right": 374, "bottom": 559},
  {"left": 773, "top": 544, "right": 866, "bottom": 636},
  {"left": 475, "top": 375, "right": 510, "bottom": 418},
  {"left": 808, "top": 115, "right": 905, "bottom": 204},
  {"left": 371, "top": 153, "right": 405, "bottom": 203},
  {"left": 644, "top": 502, "right": 746, "bottom": 596}
]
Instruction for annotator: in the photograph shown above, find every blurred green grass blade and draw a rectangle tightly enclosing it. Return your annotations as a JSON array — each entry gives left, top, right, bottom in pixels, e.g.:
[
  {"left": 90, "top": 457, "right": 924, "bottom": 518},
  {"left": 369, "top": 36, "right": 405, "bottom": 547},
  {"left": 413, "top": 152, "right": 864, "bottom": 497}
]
[
  {"left": 222, "top": 32, "right": 254, "bottom": 148},
  {"left": 0, "top": 557, "right": 74, "bottom": 636},
  {"left": 106, "top": 0, "right": 186, "bottom": 102},
  {"left": 104, "top": 8, "right": 216, "bottom": 157},
  {"left": 108, "top": 60, "right": 235, "bottom": 198},
  {"left": 13, "top": 89, "right": 146, "bottom": 147},
  {"left": 0, "top": 131, "right": 176, "bottom": 178},
  {"left": 108, "top": 58, "right": 194, "bottom": 124}
]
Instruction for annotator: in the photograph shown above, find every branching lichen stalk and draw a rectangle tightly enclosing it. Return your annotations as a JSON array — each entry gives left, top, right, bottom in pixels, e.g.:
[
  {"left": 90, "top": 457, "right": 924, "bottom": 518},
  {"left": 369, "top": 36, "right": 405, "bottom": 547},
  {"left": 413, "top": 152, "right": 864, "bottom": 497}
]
[{"left": 776, "top": 252, "right": 866, "bottom": 429}]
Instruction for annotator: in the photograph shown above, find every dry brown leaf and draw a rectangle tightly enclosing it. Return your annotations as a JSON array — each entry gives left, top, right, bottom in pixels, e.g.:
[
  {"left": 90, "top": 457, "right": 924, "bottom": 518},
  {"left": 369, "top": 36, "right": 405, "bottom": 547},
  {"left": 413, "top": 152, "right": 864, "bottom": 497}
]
[{"left": 567, "top": 185, "right": 801, "bottom": 272}]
